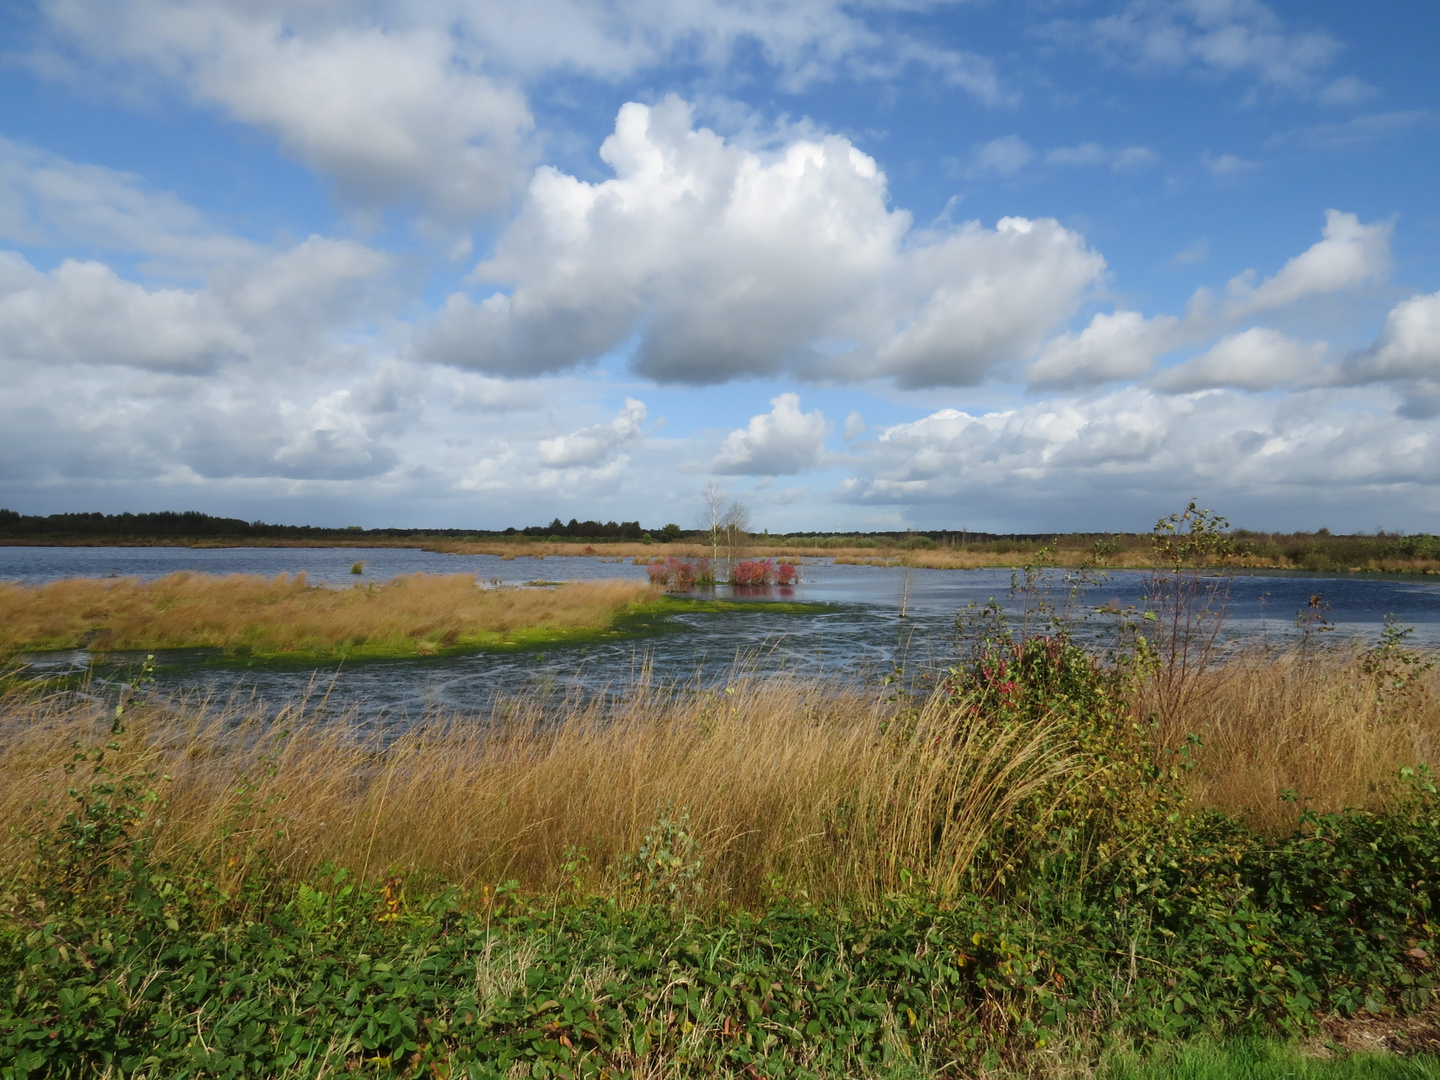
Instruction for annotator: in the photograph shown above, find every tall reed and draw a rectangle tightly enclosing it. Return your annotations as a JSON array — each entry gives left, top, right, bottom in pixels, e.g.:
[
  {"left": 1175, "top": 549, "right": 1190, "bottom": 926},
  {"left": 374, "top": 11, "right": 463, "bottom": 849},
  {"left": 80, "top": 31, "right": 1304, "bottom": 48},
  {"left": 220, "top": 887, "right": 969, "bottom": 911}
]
[
  {"left": 1147, "top": 644, "right": 1440, "bottom": 832},
  {"left": 3, "top": 643, "right": 1435, "bottom": 910},
  {"left": 0, "top": 676, "right": 1078, "bottom": 910}
]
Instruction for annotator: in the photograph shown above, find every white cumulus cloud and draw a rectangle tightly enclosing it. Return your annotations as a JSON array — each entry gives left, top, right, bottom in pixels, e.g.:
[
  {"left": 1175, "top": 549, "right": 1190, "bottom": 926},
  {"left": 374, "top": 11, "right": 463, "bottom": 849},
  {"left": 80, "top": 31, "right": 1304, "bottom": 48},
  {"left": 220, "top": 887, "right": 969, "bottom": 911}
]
[
  {"left": 419, "top": 97, "right": 1104, "bottom": 389},
  {"left": 1027, "top": 310, "right": 1183, "bottom": 388},
  {"left": 40, "top": 1, "right": 535, "bottom": 220},
  {"left": 1154, "top": 327, "right": 1327, "bottom": 392},
  {"left": 839, "top": 385, "right": 1440, "bottom": 523},
  {"left": 538, "top": 398, "right": 647, "bottom": 469},
  {"left": 1345, "top": 291, "right": 1440, "bottom": 383},
  {"left": 0, "top": 253, "right": 246, "bottom": 371},
  {"left": 1224, "top": 210, "right": 1392, "bottom": 318},
  {"left": 714, "top": 393, "right": 828, "bottom": 475},
  {"left": 0, "top": 236, "right": 387, "bottom": 373}
]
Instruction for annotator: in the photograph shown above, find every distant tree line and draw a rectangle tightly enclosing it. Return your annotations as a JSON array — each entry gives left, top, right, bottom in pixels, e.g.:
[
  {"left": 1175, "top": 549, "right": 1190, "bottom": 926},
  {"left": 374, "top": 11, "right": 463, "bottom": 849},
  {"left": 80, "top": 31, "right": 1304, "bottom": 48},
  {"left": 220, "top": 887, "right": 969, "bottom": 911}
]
[
  {"left": 1, "top": 509, "right": 1435, "bottom": 569},
  {"left": 0, "top": 509, "right": 691, "bottom": 544},
  {"left": 516, "top": 518, "right": 651, "bottom": 539},
  {"left": 0, "top": 510, "right": 490, "bottom": 543}
]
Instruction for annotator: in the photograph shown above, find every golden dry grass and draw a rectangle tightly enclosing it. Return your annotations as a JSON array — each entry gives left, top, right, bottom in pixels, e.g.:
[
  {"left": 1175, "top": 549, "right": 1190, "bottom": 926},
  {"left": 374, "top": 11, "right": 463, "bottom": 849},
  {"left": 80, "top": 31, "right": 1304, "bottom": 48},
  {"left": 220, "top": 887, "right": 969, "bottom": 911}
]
[
  {"left": 0, "top": 676, "right": 1078, "bottom": 910},
  {"left": 2, "top": 643, "right": 1434, "bottom": 909},
  {"left": 0, "top": 572, "right": 656, "bottom": 659},
  {"left": 432, "top": 540, "right": 1440, "bottom": 572},
  {"left": 1149, "top": 646, "right": 1440, "bottom": 833}
]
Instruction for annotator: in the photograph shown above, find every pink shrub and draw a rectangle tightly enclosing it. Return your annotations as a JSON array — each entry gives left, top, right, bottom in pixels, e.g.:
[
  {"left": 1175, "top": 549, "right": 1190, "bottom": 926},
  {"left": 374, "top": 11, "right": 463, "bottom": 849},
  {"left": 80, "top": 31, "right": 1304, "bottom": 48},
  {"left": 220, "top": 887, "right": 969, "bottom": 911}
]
[
  {"left": 667, "top": 557, "right": 696, "bottom": 589},
  {"left": 730, "top": 560, "right": 774, "bottom": 586},
  {"left": 776, "top": 563, "right": 798, "bottom": 586},
  {"left": 648, "top": 556, "right": 711, "bottom": 590}
]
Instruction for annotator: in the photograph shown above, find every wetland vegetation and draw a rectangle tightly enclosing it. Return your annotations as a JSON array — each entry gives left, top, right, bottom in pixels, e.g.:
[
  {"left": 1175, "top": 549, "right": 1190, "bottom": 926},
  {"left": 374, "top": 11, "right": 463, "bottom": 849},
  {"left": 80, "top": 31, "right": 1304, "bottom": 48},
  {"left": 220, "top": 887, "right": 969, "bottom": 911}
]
[
  {"left": 0, "top": 574, "right": 664, "bottom": 661},
  {"left": 3, "top": 507, "right": 1440, "bottom": 1077},
  {"left": 4, "top": 623, "right": 1440, "bottom": 1074}
]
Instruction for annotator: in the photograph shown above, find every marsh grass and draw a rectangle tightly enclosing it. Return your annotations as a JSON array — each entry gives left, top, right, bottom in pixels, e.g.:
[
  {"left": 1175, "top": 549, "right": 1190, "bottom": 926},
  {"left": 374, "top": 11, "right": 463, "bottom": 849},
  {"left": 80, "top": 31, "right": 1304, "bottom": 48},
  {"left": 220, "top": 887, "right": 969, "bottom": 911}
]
[
  {"left": 0, "top": 572, "right": 656, "bottom": 659},
  {"left": 1, "top": 641, "right": 1436, "bottom": 910},
  {"left": 1151, "top": 644, "right": 1440, "bottom": 833},
  {"left": 427, "top": 538, "right": 1440, "bottom": 573},
  {"left": 0, "top": 673, "right": 1085, "bottom": 910}
]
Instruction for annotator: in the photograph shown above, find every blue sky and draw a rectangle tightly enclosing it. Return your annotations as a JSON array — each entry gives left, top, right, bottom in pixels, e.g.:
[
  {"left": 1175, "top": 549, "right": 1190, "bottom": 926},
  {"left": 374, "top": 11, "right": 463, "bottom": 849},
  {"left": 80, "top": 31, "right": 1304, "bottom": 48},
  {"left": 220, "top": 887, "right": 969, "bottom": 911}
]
[{"left": 0, "top": 0, "right": 1437, "bottom": 533}]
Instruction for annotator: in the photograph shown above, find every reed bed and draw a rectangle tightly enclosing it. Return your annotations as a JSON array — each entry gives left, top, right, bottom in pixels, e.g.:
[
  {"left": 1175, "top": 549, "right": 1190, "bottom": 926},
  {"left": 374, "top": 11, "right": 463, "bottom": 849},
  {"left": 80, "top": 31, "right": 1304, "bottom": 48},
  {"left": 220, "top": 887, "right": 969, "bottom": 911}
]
[
  {"left": 1149, "top": 645, "right": 1440, "bottom": 833},
  {"left": 1, "top": 643, "right": 1435, "bottom": 910},
  {"left": 0, "top": 676, "right": 1079, "bottom": 910},
  {"left": 0, "top": 572, "right": 655, "bottom": 658}
]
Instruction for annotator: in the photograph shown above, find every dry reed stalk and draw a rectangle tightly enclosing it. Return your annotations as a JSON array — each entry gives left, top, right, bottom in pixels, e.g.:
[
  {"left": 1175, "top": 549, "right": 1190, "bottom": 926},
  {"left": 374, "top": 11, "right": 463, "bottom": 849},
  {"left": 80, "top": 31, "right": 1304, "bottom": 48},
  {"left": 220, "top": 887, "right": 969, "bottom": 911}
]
[
  {"left": 0, "top": 677, "right": 1077, "bottom": 909},
  {"left": 1145, "top": 645, "right": 1440, "bottom": 832},
  {"left": 6, "top": 644, "right": 1434, "bottom": 907},
  {"left": 0, "top": 573, "right": 655, "bottom": 657}
]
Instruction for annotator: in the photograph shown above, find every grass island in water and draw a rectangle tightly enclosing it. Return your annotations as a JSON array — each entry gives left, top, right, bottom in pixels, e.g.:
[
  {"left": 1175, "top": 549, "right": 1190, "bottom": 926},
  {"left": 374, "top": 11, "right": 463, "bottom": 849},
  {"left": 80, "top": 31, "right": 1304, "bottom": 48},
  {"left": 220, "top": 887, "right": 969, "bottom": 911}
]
[{"left": 0, "top": 572, "right": 825, "bottom": 663}]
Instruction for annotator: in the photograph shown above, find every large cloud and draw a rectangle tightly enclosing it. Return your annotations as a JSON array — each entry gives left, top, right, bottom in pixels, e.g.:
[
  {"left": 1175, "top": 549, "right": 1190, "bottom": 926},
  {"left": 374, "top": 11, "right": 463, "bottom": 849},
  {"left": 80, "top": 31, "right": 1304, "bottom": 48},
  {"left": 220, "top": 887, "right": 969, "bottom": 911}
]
[
  {"left": 1025, "top": 210, "right": 1392, "bottom": 392},
  {"left": 1345, "top": 291, "right": 1440, "bottom": 383},
  {"left": 0, "top": 253, "right": 246, "bottom": 371},
  {"left": 41, "top": 1, "right": 534, "bottom": 220},
  {"left": 419, "top": 97, "right": 1105, "bottom": 388},
  {"left": 840, "top": 385, "right": 1440, "bottom": 521},
  {"left": 0, "top": 237, "right": 387, "bottom": 372},
  {"left": 36, "top": 0, "right": 1001, "bottom": 221},
  {"left": 1154, "top": 328, "right": 1327, "bottom": 393},
  {"left": 1026, "top": 310, "right": 1182, "bottom": 388},
  {"left": 538, "top": 398, "right": 647, "bottom": 469},
  {"left": 714, "top": 393, "right": 827, "bottom": 475},
  {"left": 1339, "top": 289, "right": 1440, "bottom": 418}
]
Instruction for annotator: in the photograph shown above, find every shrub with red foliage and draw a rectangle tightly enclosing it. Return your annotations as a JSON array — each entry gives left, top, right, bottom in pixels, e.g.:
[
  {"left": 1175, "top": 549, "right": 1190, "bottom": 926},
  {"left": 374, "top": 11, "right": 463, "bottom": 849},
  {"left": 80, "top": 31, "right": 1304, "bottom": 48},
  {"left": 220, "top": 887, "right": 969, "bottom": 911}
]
[
  {"left": 730, "top": 560, "right": 774, "bottom": 586},
  {"left": 776, "top": 563, "right": 798, "bottom": 585},
  {"left": 648, "top": 557, "right": 713, "bottom": 590}
]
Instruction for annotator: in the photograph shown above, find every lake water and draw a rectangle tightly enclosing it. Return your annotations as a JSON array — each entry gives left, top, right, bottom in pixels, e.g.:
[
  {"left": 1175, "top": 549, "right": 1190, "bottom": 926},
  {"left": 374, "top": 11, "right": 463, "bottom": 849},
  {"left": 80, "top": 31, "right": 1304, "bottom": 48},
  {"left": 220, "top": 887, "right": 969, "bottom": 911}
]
[{"left": 6, "top": 545, "right": 1438, "bottom": 719}]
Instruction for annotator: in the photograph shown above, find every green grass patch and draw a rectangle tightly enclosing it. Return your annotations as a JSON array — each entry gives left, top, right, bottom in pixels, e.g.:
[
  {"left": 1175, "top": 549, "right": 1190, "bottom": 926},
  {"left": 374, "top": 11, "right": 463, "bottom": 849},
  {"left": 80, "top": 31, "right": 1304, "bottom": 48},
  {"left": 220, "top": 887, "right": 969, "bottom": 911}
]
[{"left": 1102, "top": 1038, "right": 1440, "bottom": 1080}]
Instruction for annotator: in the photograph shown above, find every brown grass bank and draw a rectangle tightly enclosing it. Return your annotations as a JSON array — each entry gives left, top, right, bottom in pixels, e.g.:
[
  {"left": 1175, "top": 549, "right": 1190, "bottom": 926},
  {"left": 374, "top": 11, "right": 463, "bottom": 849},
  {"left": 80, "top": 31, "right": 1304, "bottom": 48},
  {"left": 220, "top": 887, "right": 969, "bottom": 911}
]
[
  {"left": 0, "top": 572, "right": 656, "bottom": 660},
  {"left": 0, "top": 678, "right": 1076, "bottom": 911},
  {"left": 1, "top": 644, "right": 1436, "bottom": 909},
  {"left": 1149, "top": 645, "right": 1440, "bottom": 833}
]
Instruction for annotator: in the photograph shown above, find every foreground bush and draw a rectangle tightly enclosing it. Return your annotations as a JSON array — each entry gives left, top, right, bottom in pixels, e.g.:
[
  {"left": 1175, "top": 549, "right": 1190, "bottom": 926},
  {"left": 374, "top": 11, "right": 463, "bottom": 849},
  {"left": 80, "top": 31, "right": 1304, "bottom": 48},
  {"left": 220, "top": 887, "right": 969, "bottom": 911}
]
[{"left": 4, "top": 784, "right": 1439, "bottom": 1077}]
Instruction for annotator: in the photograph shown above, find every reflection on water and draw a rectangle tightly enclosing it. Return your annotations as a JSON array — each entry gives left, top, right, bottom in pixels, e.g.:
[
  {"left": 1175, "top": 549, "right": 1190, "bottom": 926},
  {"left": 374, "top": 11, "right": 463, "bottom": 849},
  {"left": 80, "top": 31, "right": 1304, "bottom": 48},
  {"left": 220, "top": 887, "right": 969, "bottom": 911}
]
[{"left": 8, "top": 545, "right": 1439, "bottom": 719}]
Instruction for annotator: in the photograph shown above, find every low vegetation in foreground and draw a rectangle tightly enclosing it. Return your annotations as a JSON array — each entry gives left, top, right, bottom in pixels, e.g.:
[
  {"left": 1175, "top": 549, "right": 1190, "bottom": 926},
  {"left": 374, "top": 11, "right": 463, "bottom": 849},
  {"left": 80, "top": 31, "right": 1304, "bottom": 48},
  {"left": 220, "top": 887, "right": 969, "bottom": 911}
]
[
  {"left": 0, "top": 573, "right": 662, "bottom": 661},
  {"left": 3, "top": 610, "right": 1440, "bottom": 1077}
]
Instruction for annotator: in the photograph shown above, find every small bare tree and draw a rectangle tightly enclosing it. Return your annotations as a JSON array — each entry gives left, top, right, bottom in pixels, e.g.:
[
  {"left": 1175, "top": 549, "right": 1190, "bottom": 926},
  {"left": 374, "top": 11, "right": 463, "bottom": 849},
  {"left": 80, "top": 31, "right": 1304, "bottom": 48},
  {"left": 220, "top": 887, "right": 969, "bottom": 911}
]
[
  {"left": 698, "top": 482, "right": 751, "bottom": 581},
  {"left": 1144, "top": 501, "right": 1235, "bottom": 722},
  {"left": 721, "top": 499, "right": 750, "bottom": 567},
  {"left": 700, "top": 481, "right": 727, "bottom": 567}
]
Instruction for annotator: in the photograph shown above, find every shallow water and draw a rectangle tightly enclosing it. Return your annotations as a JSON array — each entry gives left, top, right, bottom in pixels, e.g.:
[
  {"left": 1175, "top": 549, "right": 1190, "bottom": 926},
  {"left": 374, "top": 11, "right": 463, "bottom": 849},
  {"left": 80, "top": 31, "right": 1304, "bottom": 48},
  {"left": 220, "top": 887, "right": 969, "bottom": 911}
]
[{"left": 7, "top": 545, "right": 1438, "bottom": 719}]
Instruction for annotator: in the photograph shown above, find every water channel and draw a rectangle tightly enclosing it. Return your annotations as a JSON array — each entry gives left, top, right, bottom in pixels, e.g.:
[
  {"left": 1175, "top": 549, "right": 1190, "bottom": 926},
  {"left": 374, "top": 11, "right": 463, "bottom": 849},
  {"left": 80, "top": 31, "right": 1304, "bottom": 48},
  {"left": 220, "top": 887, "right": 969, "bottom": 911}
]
[{"left": 5, "top": 545, "right": 1438, "bottom": 720}]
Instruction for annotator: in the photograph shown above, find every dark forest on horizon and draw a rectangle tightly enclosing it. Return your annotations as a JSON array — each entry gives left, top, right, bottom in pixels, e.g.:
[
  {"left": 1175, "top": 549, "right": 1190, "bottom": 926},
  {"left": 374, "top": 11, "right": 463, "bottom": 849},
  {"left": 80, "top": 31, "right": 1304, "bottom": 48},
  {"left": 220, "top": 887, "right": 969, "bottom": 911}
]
[{"left": 2, "top": 508, "right": 1439, "bottom": 567}]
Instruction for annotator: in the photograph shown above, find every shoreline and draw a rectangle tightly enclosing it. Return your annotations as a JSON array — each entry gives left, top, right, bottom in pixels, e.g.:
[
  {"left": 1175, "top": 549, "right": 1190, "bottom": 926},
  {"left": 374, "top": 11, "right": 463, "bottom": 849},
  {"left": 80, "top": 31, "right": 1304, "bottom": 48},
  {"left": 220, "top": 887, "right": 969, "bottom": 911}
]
[{"left": 4, "top": 535, "right": 1439, "bottom": 575}]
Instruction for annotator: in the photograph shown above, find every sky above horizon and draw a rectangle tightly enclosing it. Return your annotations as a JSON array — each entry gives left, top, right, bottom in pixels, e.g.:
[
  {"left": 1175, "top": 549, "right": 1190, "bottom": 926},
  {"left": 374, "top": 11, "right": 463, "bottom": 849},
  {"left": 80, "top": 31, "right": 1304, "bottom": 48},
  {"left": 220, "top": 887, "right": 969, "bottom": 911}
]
[{"left": 1, "top": 0, "right": 1437, "bottom": 534}]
